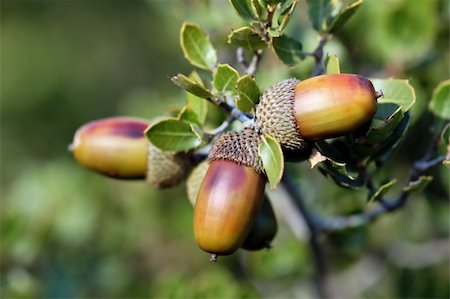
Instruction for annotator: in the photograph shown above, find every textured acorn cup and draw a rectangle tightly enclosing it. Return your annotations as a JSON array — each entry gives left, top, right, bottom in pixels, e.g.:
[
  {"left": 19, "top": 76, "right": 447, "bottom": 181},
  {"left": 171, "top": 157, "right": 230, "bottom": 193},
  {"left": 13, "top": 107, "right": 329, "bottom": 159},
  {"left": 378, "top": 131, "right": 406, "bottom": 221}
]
[
  {"left": 193, "top": 127, "right": 266, "bottom": 261},
  {"left": 256, "top": 74, "right": 378, "bottom": 149},
  {"left": 70, "top": 117, "right": 149, "bottom": 179},
  {"left": 241, "top": 196, "right": 278, "bottom": 251},
  {"left": 146, "top": 140, "right": 190, "bottom": 188}
]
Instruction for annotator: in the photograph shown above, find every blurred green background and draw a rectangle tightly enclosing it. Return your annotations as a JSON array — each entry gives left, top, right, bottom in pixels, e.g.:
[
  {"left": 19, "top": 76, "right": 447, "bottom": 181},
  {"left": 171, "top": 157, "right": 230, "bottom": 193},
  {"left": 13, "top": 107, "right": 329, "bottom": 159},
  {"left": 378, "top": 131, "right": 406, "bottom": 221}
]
[{"left": 1, "top": 0, "right": 449, "bottom": 298}]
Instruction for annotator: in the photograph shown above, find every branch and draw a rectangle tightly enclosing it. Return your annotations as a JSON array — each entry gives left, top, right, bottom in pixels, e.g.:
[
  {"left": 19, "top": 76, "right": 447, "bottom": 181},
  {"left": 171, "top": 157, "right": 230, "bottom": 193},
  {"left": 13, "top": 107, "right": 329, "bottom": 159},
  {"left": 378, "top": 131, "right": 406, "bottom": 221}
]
[
  {"left": 237, "top": 48, "right": 264, "bottom": 77},
  {"left": 282, "top": 173, "right": 331, "bottom": 299},
  {"left": 311, "top": 35, "right": 328, "bottom": 77}
]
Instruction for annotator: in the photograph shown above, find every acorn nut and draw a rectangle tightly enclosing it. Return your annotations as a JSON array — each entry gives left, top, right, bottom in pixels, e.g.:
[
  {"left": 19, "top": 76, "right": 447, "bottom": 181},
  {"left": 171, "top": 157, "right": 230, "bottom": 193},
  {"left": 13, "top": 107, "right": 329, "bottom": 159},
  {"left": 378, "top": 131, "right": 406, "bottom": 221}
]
[
  {"left": 70, "top": 116, "right": 190, "bottom": 187},
  {"left": 193, "top": 127, "right": 266, "bottom": 261},
  {"left": 70, "top": 116, "right": 149, "bottom": 179},
  {"left": 256, "top": 74, "right": 378, "bottom": 150}
]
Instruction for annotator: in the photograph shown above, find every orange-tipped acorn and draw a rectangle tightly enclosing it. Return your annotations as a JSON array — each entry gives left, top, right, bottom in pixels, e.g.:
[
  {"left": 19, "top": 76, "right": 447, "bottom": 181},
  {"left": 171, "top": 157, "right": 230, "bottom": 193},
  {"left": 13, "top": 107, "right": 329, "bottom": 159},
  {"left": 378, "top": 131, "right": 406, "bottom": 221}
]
[
  {"left": 70, "top": 116, "right": 190, "bottom": 187},
  {"left": 70, "top": 117, "right": 149, "bottom": 179},
  {"left": 194, "top": 127, "right": 266, "bottom": 261},
  {"left": 256, "top": 74, "right": 378, "bottom": 150}
]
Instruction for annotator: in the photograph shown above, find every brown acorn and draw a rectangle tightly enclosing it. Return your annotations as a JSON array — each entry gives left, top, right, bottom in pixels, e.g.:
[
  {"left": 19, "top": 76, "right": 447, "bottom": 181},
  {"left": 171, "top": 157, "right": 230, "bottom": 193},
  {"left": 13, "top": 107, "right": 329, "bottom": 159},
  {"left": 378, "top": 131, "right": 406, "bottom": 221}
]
[
  {"left": 193, "top": 127, "right": 266, "bottom": 261},
  {"left": 256, "top": 74, "right": 378, "bottom": 150},
  {"left": 241, "top": 196, "right": 278, "bottom": 251},
  {"left": 70, "top": 116, "right": 190, "bottom": 187}
]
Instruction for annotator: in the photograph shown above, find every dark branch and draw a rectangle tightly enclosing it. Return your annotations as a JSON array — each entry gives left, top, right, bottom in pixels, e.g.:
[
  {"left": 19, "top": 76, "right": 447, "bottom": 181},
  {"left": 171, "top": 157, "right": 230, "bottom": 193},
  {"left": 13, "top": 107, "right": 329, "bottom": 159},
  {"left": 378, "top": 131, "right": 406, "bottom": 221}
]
[
  {"left": 282, "top": 173, "right": 330, "bottom": 299},
  {"left": 312, "top": 35, "right": 328, "bottom": 77}
]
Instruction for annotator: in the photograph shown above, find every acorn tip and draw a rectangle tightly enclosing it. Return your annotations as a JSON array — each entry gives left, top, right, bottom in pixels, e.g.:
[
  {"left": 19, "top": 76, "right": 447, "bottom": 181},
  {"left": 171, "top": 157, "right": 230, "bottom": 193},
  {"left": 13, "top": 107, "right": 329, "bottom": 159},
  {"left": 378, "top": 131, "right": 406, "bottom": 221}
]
[{"left": 209, "top": 254, "right": 218, "bottom": 262}]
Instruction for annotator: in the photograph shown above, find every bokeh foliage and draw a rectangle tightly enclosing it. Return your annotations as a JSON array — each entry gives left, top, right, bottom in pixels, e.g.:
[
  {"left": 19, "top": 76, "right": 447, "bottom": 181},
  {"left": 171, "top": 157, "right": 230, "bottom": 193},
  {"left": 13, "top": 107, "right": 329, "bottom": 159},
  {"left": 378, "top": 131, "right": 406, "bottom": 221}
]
[{"left": 1, "top": 0, "right": 449, "bottom": 298}]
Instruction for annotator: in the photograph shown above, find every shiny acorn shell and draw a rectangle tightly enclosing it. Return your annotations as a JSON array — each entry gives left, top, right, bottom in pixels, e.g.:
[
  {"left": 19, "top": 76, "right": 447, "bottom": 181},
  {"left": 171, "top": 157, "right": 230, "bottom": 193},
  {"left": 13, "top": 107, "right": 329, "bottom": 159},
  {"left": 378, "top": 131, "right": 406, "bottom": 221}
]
[
  {"left": 193, "top": 160, "right": 266, "bottom": 258},
  {"left": 70, "top": 117, "right": 149, "bottom": 179},
  {"left": 294, "top": 74, "right": 377, "bottom": 140}
]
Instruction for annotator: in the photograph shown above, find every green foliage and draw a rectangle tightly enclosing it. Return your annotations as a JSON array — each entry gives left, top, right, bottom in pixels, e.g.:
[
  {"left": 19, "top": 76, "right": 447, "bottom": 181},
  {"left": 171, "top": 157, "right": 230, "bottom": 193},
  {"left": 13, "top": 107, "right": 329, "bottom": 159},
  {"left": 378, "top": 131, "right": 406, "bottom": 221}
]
[
  {"left": 228, "top": 27, "right": 268, "bottom": 51},
  {"left": 186, "top": 71, "right": 209, "bottom": 125},
  {"left": 368, "top": 179, "right": 397, "bottom": 202},
  {"left": 145, "top": 118, "right": 202, "bottom": 151},
  {"left": 171, "top": 73, "right": 214, "bottom": 101},
  {"left": 236, "top": 75, "right": 261, "bottom": 112},
  {"left": 429, "top": 80, "right": 450, "bottom": 120},
  {"left": 371, "top": 78, "right": 416, "bottom": 112},
  {"left": 403, "top": 176, "right": 433, "bottom": 194},
  {"left": 227, "top": 0, "right": 257, "bottom": 22},
  {"left": 306, "top": 0, "right": 363, "bottom": 33},
  {"left": 325, "top": 54, "right": 340, "bottom": 74},
  {"left": 259, "top": 135, "right": 284, "bottom": 189},
  {"left": 213, "top": 64, "right": 240, "bottom": 96},
  {"left": 180, "top": 22, "right": 217, "bottom": 70},
  {"left": 272, "top": 35, "right": 305, "bottom": 66}
]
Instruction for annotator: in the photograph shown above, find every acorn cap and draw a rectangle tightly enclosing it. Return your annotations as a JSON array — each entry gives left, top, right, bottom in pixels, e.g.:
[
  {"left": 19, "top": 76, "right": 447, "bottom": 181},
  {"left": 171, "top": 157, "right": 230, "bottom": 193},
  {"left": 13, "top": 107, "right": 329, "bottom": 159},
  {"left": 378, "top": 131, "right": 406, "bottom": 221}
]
[
  {"left": 146, "top": 141, "right": 191, "bottom": 188},
  {"left": 208, "top": 126, "right": 264, "bottom": 175},
  {"left": 255, "top": 79, "right": 309, "bottom": 152}
]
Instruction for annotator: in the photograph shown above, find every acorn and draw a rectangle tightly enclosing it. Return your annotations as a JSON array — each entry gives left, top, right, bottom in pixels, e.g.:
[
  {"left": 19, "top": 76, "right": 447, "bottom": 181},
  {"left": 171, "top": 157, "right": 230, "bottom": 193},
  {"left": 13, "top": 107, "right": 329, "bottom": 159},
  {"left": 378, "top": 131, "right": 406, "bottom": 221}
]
[
  {"left": 255, "top": 74, "right": 379, "bottom": 151},
  {"left": 70, "top": 116, "right": 149, "bottom": 179},
  {"left": 193, "top": 127, "right": 266, "bottom": 261},
  {"left": 241, "top": 196, "right": 278, "bottom": 251},
  {"left": 70, "top": 116, "right": 190, "bottom": 187},
  {"left": 187, "top": 161, "right": 277, "bottom": 252}
]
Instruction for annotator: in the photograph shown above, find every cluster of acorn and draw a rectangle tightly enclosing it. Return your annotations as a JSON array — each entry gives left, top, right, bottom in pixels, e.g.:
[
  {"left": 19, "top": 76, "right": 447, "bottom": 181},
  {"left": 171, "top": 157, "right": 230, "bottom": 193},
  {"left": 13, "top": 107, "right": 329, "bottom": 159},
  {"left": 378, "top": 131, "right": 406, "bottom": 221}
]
[{"left": 70, "top": 74, "right": 379, "bottom": 261}]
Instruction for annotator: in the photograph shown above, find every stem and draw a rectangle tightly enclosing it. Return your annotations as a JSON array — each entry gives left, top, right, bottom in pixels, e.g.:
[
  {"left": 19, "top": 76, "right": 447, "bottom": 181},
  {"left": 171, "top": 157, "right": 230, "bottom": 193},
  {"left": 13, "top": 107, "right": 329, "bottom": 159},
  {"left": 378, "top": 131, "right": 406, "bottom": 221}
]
[
  {"left": 282, "top": 173, "right": 330, "bottom": 299},
  {"left": 312, "top": 35, "right": 328, "bottom": 77}
]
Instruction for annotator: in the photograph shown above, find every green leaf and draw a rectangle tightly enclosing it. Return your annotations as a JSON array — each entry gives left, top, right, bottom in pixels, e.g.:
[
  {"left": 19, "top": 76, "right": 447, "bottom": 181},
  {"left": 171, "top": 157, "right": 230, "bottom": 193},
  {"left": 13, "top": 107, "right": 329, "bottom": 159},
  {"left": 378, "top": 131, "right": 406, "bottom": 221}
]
[
  {"left": 277, "top": 0, "right": 298, "bottom": 33},
  {"left": 178, "top": 106, "right": 201, "bottom": 126},
  {"left": 364, "top": 104, "right": 404, "bottom": 144},
  {"left": 429, "top": 80, "right": 450, "bottom": 119},
  {"left": 228, "top": 27, "right": 268, "bottom": 51},
  {"left": 403, "top": 176, "right": 433, "bottom": 194},
  {"left": 319, "top": 161, "right": 364, "bottom": 189},
  {"left": 228, "top": 0, "right": 257, "bottom": 21},
  {"left": 306, "top": 0, "right": 363, "bottom": 33},
  {"left": 371, "top": 78, "right": 416, "bottom": 112},
  {"left": 213, "top": 64, "right": 240, "bottom": 96},
  {"left": 180, "top": 22, "right": 217, "bottom": 70},
  {"left": 328, "top": 0, "right": 363, "bottom": 33},
  {"left": 236, "top": 75, "right": 261, "bottom": 112},
  {"left": 189, "top": 124, "right": 211, "bottom": 144},
  {"left": 251, "top": 0, "right": 268, "bottom": 21},
  {"left": 272, "top": 35, "right": 306, "bottom": 66},
  {"left": 186, "top": 72, "right": 208, "bottom": 125},
  {"left": 145, "top": 118, "right": 202, "bottom": 152},
  {"left": 306, "top": 0, "right": 333, "bottom": 32},
  {"left": 171, "top": 73, "right": 214, "bottom": 101},
  {"left": 370, "top": 112, "right": 411, "bottom": 161},
  {"left": 325, "top": 54, "right": 340, "bottom": 74},
  {"left": 259, "top": 135, "right": 284, "bottom": 189},
  {"left": 368, "top": 179, "right": 397, "bottom": 202}
]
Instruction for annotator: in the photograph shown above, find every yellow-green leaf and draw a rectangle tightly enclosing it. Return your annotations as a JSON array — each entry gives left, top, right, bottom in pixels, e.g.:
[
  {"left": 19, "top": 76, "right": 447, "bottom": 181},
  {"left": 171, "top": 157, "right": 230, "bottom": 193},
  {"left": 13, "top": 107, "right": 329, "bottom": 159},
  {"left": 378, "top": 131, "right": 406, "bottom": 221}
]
[
  {"left": 429, "top": 80, "right": 450, "bottom": 120},
  {"left": 180, "top": 22, "right": 217, "bottom": 70},
  {"left": 145, "top": 118, "right": 202, "bottom": 152},
  {"left": 325, "top": 54, "right": 340, "bottom": 74},
  {"left": 236, "top": 75, "right": 261, "bottom": 112},
  {"left": 259, "top": 135, "right": 284, "bottom": 189}
]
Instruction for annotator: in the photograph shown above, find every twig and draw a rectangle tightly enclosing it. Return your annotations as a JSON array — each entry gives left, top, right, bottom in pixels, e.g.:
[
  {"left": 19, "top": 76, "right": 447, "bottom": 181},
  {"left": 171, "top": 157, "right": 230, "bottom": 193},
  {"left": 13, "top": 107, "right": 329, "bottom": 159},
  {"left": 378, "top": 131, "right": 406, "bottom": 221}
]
[
  {"left": 237, "top": 48, "right": 264, "bottom": 77},
  {"left": 282, "top": 173, "right": 330, "bottom": 299},
  {"left": 246, "top": 50, "right": 263, "bottom": 77},
  {"left": 312, "top": 35, "right": 328, "bottom": 77}
]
